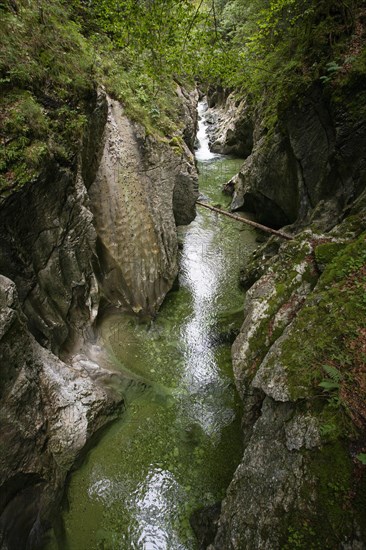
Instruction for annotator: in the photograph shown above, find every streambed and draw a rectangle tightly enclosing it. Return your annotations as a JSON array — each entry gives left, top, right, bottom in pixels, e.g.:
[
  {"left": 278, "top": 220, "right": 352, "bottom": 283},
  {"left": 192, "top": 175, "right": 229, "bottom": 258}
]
[{"left": 48, "top": 103, "right": 257, "bottom": 550}]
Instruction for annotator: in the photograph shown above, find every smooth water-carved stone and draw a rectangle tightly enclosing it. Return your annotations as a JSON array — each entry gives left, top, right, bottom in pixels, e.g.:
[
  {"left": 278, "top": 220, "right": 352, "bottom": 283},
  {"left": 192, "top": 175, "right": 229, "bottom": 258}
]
[
  {"left": 88, "top": 97, "right": 197, "bottom": 317},
  {"left": 0, "top": 275, "right": 123, "bottom": 549}
]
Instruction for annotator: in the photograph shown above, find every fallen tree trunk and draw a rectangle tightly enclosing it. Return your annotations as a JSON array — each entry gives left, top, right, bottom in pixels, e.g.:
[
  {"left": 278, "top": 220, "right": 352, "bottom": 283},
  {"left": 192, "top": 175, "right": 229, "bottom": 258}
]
[{"left": 196, "top": 201, "right": 293, "bottom": 241}]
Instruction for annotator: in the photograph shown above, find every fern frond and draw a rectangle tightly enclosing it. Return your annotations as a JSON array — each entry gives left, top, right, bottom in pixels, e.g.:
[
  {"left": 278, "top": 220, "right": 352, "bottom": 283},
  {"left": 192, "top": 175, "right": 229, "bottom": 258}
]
[{"left": 322, "top": 364, "right": 342, "bottom": 383}]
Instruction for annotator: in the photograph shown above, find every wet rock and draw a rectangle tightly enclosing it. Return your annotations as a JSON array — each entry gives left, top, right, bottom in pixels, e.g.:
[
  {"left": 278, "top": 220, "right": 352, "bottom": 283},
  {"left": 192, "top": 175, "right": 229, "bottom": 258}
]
[
  {"left": 190, "top": 502, "right": 221, "bottom": 549},
  {"left": 227, "top": 131, "right": 299, "bottom": 227},
  {"left": 204, "top": 92, "right": 254, "bottom": 158},
  {"left": 0, "top": 87, "right": 198, "bottom": 349},
  {"left": 0, "top": 275, "right": 123, "bottom": 550},
  {"left": 88, "top": 95, "right": 198, "bottom": 318},
  {"left": 0, "top": 159, "right": 99, "bottom": 355},
  {"left": 224, "top": 87, "right": 366, "bottom": 230},
  {"left": 207, "top": 85, "right": 226, "bottom": 109},
  {"left": 176, "top": 85, "right": 199, "bottom": 152},
  {"left": 252, "top": 333, "right": 291, "bottom": 402},
  {"left": 284, "top": 414, "right": 321, "bottom": 451},
  {"left": 212, "top": 223, "right": 366, "bottom": 549},
  {"left": 211, "top": 399, "right": 319, "bottom": 550},
  {"left": 239, "top": 238, "right": 281, "bottom": 289},
  {"left": 0, "top": 85, "right": 199, "bottom": 548},
  {"left": 232, "top": 235, "right": 319, "bottom": 401}
]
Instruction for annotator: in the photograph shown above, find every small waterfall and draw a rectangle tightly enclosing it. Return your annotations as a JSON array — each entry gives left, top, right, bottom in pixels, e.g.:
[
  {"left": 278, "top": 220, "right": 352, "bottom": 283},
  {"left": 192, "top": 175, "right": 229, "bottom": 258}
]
[
  {"left": 49, "top": 105, "right": 258, "bottom": 550},
  {"left": 195, "top": 100, "right": 220, "bottom": 162}
]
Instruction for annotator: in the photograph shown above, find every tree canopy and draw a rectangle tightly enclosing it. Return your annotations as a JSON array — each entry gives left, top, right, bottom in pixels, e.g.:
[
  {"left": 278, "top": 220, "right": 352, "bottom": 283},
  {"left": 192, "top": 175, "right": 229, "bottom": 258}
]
[{"left": 1, "top": 0, "right": 365, "bottom": 192}]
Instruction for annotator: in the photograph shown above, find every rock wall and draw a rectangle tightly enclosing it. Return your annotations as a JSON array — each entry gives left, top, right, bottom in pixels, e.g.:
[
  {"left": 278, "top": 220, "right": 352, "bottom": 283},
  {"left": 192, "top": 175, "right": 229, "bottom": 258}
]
[
  {"left": 206, "top": 198, "right": 366, "bottom": 549},
  {"left": 203, "top": 92, "right": 254, "bottom": 158},
  {"left": 87, "top": 95, "right": 198, "bottom": 317},
  {"left": 0, "top": 87, "right": 198, "bottom": 549},
  {"left": 223, "top": 87, "right": 366, "bottom": 230},
  {"left": 0, "top": 88, "right": 198, "bottom": 352},
  {"left": 0, "top": 159, "right": 99, "bottom": 356},
  {"left": 0, "top": 275, "right": 123, "bottom": 549}
]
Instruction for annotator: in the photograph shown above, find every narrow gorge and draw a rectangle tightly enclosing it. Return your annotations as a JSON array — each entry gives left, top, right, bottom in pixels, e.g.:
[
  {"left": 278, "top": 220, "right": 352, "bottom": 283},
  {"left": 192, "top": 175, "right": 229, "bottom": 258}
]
[{"left": 1, "top": 0, "right": 366, "bottom": 549}]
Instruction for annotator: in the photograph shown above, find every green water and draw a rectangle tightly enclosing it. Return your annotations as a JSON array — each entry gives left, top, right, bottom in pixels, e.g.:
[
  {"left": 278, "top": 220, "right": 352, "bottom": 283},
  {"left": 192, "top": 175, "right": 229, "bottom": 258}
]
[{"left": 50, "top": 157, "right": 257, "bottom": 550}]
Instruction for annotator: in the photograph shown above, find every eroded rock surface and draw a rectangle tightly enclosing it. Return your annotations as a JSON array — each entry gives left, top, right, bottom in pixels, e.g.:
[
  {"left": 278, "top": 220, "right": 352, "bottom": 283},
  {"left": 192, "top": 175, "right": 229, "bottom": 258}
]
[
  {"left": 210, "top": 399, "right": 319, "bottom": 550},
  {"left": 88, "top": 95, "right": 198, "bottom": 317},
  {"left": 209, "top": 205, "right": 366, "bottom": 549},
  {"left": 223, "top": 87, "right": 366, "bottom": 230},
  {"left": 0, "top": 87, "right": 198, "bottom": 549},
  {"left": 204, "top": 92, "right": 254, "bottom": 158},
  {"left": 0, "top": 276, "right": 123, "bottom": 549},
  {"left": 0, "top": 161, "right": 99, "bottom": 355}
]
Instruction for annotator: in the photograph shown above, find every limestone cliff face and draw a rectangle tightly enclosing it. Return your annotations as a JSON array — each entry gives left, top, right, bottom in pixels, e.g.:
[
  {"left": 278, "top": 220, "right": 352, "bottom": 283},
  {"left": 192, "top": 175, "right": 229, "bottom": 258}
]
[
  {"left": 0, "top": 88, "right": 198, "bottom": 352},
  {"left": 87, "top": 95, "right": 198, "bottom": 317},
  {"left": 220, "top": 87, "right": 366, "bottom": 230},
  {"left": 0, "top": 160, "right": 99, "bottom": 356},
  {"left": 0, "top": 87, "right": 198, "bottom": 549},
  {"left": 204, "top": 91, "right": 254, "bottom": 159}
]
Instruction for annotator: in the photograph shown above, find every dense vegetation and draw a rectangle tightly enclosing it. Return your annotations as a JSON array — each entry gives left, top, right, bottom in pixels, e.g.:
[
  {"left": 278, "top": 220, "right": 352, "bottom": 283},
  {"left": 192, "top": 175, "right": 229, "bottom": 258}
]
[
  {"left": 1, "top": 2, "right": 366, "bottom": 545},
  {"left": 1, "top": 0, "right": 365, "bottom": 195},
  {"left": 202, "top": 0, "right": 366, "bottom": 113}
]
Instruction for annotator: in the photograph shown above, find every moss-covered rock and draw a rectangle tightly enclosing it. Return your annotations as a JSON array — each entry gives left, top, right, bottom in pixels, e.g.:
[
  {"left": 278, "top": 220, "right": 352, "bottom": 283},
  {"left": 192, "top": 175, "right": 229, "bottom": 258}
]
[
  {"left": 213, "top": 221, "right": 366, "bottom": 549},
  {"left": 232, "top": 234, "right": 320, "bottom": 400},
  {"left": 314, "top": 241, "right": 348, "bottom": 272}
]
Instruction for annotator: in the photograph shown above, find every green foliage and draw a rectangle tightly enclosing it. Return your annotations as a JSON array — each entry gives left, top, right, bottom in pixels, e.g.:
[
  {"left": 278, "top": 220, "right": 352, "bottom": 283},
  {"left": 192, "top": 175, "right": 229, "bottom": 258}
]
[
  {"left": 319, "top": 61, "right": 342, "bottom": 83},
  {"left": 0, "top": 1, "right": 94, "bottom": 97},
  {"left": 198, "top": 0, "right": 366, "bottom": 127},
  {"left": 1, "top": 0, "right": 208, "bottom": 196},
  {"left": 0, "top": 0, "right": 94, "bottom": 196},
  {"left": 319, "top": 364, "right": 342, "bottom": 391},
  {"left": 306, "top": 441, "right": 354, "bottom": 545},
  {"left": 87, "top": 34, "right": 186, "bottom": 136},
  {"left": 356, "top": 453, "right": 366, "bottom": 465},
  {"left": 318, "top": 365, "right": 346, "bottom": 438},
  {"left": 319, "top": 422, "right": 338, "bottom": 438},
  {"left": 283, "top": 524, "right": 318, "bottom": 549},
  {"left": 2, "top": 0, "right": 366, "bottom": 193}
]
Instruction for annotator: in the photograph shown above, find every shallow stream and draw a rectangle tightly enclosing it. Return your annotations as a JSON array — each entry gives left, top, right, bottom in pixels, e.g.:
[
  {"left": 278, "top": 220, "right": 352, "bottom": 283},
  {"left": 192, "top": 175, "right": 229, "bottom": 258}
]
[{"left": 49, "top": 102, "right": 257, "bottom": 550}]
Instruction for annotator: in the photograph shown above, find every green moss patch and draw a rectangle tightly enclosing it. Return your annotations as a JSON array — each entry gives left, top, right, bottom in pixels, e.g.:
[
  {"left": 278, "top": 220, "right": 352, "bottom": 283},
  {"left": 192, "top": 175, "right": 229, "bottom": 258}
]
[
  {"left": 275, "top": 233, "right": 366, "bottom": 421},
  {"left": 0, "top": 0, "right": 191, "bottom": 199},
  {"left": 314, "top": 241, "right": 347, "bottom": 270},
  {"left": 0, "top": 1, "right": 95, "bottom": 198},
  {"left": 282, "top": 441, "right": 354, "bottom": 549},
  {"left": 242, "top": 238, "right": 319, "bottom": 383}
]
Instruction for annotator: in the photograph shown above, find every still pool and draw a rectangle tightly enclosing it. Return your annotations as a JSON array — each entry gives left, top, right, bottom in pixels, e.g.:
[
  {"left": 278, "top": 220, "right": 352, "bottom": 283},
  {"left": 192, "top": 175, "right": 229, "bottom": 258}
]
[{"left": 47, "top": 127, "right": 258, "bottom": 550}]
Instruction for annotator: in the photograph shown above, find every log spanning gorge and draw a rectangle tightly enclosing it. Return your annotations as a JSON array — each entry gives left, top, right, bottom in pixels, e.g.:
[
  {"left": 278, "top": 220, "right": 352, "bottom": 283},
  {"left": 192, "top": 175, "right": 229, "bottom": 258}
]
[{"left": 44, "top": 102, "right": 257, "bottom": 549}]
